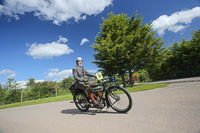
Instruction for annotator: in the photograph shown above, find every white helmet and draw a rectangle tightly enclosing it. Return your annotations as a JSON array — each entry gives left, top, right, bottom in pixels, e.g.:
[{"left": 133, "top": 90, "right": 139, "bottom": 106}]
[{"left": 76, "top": 57, "right": 83, "bottom": 62}]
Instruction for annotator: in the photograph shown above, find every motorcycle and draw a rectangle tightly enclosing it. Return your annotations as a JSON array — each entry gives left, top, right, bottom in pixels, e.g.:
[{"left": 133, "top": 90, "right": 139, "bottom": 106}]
[{"left": 69, "top": 77, "right": 132, "bottom": 113}]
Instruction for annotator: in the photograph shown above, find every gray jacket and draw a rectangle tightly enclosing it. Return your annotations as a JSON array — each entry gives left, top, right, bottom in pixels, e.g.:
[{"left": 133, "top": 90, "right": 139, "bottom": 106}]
[{"left": 73, "top": 65, "right": 96, "bottom": 88}]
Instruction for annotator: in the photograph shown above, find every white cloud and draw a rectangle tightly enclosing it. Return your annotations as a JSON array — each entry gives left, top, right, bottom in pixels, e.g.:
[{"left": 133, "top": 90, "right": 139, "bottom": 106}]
[
  {"left": 17, "top": 80, "right": 44, "bottom": 88},
  {"left": 152, "top": 6, "right": 200, "bottom": 35},
  {"left": 26, "top": 36, "right": 73, "bottom": 59},
  {"left": 17, "top": 81, "right": 28, "bottom": 89},
  {"left": 0, "top": 69, "right": 16, "bottom": 79},
  {"left": 46, "top": 69, "right": 72, "bottom": 80},
  {"left": 80, "top": 38, "right": 89, "bottom": 45},
  {"left": 82, "top": 15, "right": 87, "bottom": 20},
  {"left": 45, "top": 68, "right": 98, "bottom": 80},
  {"left": 0, "top": 5, "right": 3, "bottom": 12},
  {"left": 0, "top": 0, "right": 113, "bottom": 25},
  {"left": 57, "top": 35, "right": 68, "bottom": 43}
]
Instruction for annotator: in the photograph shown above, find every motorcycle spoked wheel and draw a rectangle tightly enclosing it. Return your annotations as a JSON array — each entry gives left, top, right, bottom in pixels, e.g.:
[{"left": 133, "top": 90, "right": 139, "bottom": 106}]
[
  {"left": 73, "top": 91, "right": 89, "bottom": 112},
  {"left": 106, "top": 86, "right": 132, "bottom": 113}
]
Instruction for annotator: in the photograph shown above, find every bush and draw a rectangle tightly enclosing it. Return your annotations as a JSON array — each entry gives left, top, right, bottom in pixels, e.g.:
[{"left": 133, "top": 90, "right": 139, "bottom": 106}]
[
  {"left": 135, "top": 69, "right": 150, "bottom": 82},
  {"left": 5, "top": 89, "right": 21, "bottom": 104}
]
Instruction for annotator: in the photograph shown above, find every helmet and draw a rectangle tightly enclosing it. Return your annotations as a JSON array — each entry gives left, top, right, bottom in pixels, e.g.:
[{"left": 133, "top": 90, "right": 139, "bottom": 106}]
[{"left": 76, "top": 57, "right": 83, "bottom": 62}]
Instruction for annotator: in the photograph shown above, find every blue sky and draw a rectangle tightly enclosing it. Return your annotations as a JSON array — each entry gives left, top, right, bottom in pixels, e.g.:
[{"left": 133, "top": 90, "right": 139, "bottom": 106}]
[{"left": 0, "top": 0, "right": 200, "bottom": 85}]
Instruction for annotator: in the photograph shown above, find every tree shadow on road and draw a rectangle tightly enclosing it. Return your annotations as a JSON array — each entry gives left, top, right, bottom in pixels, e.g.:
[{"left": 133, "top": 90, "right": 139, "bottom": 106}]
[{"left": 61, "top": 108, "right": 127, "bottom": 115}]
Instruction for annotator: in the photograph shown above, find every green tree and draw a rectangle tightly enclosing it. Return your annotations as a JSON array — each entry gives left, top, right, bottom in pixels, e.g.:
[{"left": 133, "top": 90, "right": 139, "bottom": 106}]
[
  {"left": 59, "top": 77, "right": 74, "bottom": 94},
  {"left": 125, "top": 13, "right": 165, "bottom": 84},
  {"left": 46, "top": 81, "right": 58, "bottom": 97},
  {"left": 135, "top": 69, "right": 150, "bottom": 82},
  {"left": 22, "top": 87, "right": 33, "bottom": 101},
  {"left": 4, "top": 78, "right": 21, "bottom": 104},
  {"left": 5, "top": 89, "right": 21, "bottom": 104},
  {"left": 92, "top": 12, "right": 164, "bottom": 86},
  {"left": 153, "top": 29, "right": 200, "bottom": 80},
  {"left": 92, "top": 13, "right": 129, "bottom": 80},
  {"left": 31, "top": 81, "right": 57, "bottom": 99},
  {"left": 187, "top": 29, "right": 200, "bottom": 76},
  {"left": 0, "top": 84, "right": 7, "bottom": 105},
  {"left": 26, "top": 78, "right": 36, "bottom": 88},
  {"left": 5, "top": 78, "right": 19, "bottom": 90}
]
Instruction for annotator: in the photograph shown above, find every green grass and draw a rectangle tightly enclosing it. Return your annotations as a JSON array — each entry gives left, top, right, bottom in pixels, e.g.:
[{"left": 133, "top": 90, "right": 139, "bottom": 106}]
[
  {"left": 0, "top": 83, "right": 167, "bottom": 110},
  {"left": 126, "top": 83, "right": 167, "bottom": 92},
  {"left": 0, "top": 94, "right": 73, "bottom": 110}
]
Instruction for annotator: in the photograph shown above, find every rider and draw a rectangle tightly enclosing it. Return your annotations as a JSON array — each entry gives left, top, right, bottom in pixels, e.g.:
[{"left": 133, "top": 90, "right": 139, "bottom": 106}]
[{"left": 73, "top": 57, "right": 102, "bottom": 107}]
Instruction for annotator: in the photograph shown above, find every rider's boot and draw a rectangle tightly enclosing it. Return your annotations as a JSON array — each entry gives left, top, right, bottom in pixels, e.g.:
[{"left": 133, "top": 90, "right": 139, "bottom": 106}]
[
  {"left": 97, "top": 91, "right": 102, "bottom": 98},
  {"left": 87, "top": 90, "right": 99, "bottom": 105},
  {"left": 97, "top": 92, "right": 105, "bottom": 100},
  {"left": 87, "top": 90, "right": 103, "bottom": 108}
]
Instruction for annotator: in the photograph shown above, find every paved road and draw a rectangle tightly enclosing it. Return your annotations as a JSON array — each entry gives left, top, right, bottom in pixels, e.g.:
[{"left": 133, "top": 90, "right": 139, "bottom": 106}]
[{"left": 0, "top": 78, "right": 200, "bottom": 133}]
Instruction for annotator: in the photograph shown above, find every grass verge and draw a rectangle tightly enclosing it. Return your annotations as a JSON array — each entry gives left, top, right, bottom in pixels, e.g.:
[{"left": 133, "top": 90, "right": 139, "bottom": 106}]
[
  {"left": 0, "top": 94, "right": 73, "bottom": 110},
  {"left": 0, "top": 83, "right": 167, "bottom": 110},
  {"left": 126, "top": 83, "right": 167, "bottom": 92}
]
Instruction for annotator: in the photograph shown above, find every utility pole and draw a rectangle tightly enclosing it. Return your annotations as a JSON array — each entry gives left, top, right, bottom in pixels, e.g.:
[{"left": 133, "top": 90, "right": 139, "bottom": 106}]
[{"left": 55, "top": 86, "right": 58, "bottom": 97}]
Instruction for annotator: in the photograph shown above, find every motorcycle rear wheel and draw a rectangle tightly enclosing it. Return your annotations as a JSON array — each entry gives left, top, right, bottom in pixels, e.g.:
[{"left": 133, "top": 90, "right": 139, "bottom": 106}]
[{"left": 73, "top": 91, "right": 89, "bottom": 112}]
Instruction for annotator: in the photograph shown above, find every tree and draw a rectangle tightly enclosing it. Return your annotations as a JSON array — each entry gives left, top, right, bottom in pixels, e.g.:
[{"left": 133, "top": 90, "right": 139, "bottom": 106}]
[
  {"left": 125, "top": 13, "right": 165, "bottom": 84},
  {"left": 5, "top": 89, "right": 21, "bottom": 104},
  {"left": 92, "top": 12, "right": 164, "bottom": 86},
  {"left": 26, "top": 78, "right": 36, "bottom": 88},
  {"left": 31, "top": 81, "right": 56, "bottom": 99},
  {"left": 59, "top": 77, "right": 74, "bottom": 94},
  {"left": 151, "top": 29, "right": 200, "bottom": 80},
  {"left": 5, "top": 78, "right": 19, "bottom": 90},
  {"left": 187, "top": 29, "right": 200, "bottom": 76},
  {"left": 46, "top": 81, "right": 58, "bottom": 97},
  {"left": 0, "top": 84, "right": 6, "bottom": 105},
  {"left": 4, "top": 78, "right": 21, "bottom": 104}
]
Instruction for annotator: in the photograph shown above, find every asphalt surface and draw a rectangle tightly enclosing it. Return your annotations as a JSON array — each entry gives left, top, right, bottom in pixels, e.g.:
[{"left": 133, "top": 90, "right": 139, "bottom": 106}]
[{"left": 0, "top": 77, "right": 200, "bottom": 133}]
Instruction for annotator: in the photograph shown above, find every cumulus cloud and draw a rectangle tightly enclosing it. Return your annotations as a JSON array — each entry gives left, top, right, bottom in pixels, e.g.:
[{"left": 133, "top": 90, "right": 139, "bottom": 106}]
[
  {"left": 17, "top": 80, "right": 44, "bottom": 88},
  {"left": 152, "top": 6, "right": 200, "bottom": 35},
  {"left": 80, "top": 38, "right": 89, "bottom": 45},
  {"left": 46, "top": 68, "right": 72, "bottom": 80},
  {"left": 26, "top": 36, "right": 73, "bottom": 59},
  {"left": 0, "top": 0, "right": 113, "bottom": 25},
  {"left": 0, "top": 69, "right": 16, "bottom": 79},
  {"left": 57, "top": 35, "right": 68, "bottom": 43},
  {"left": 45, "top": 68, "right": 97, "bottom": 80},
  {"left": 0, "top": 5, "right": 3, "bottom": 12}
]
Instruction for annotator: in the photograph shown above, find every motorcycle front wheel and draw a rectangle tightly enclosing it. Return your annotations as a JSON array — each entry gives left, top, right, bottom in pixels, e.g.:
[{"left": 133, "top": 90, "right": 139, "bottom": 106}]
[{"left": 106, "top": 85, "right": 132, "bottom": 113}]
